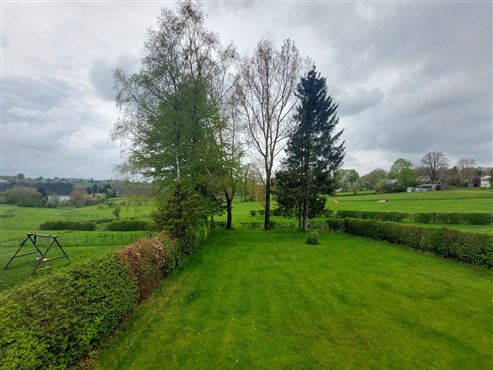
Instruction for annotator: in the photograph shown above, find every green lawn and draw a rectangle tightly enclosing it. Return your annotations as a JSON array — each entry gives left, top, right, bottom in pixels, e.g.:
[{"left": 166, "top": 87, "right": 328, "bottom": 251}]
[{"left": 91, "top": 229, "right": 492, "bottom": 369}]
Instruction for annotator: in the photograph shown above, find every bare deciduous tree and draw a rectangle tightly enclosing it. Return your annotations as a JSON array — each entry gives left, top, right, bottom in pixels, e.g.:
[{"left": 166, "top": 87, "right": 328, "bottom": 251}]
[
  {"left": 421, "top": 151, "right": 449, "bottom": 184},
  {"left": 456, "top": 157, "right": 476, "bottom": 185},
  {"left": 235, "top": 38, "right": 303, "bottom": 229}
]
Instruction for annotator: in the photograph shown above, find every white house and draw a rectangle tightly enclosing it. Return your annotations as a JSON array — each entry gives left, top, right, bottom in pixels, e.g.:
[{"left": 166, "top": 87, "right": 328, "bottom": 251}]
[{"left": 480, "top": 176, "right": 491, "bottom": 188}]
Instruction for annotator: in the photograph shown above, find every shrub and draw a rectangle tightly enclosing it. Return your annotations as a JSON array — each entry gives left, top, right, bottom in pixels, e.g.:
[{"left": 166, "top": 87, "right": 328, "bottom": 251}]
[
  {"left": 336, "top": 210, "right": 407, "bottom": 222},
  {"left": 117, "top": 237, "right": 171, "bottom": 301},
  {"left": 250, "top": 210, "right": 257, "bottom": 217},
  {"left": 257, "top": 209, "right": 265, "bottom": 217},
  {"left": 306, "top": 231, "right": 319, "bottom": 245},
  {"left": 328, "top": 217, "right": 493, "bottom": 267},
  {"left": 39, "top": 220, "right": 97, "bottom": 231},
  {"left": 412, "top": 213, "right": 493, "bottom": 225},
  {"left": 105, "top": 220, "right": 151, "bottom": 231},
  {"left": 0, "top": 253, "right": 138, "bottom": 370}
]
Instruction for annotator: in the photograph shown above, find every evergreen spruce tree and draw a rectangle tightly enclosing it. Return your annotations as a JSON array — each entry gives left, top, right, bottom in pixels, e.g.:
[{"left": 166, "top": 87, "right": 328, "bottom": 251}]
[{"left": 276, "top": 67, "right": 345, "bottom": 231}]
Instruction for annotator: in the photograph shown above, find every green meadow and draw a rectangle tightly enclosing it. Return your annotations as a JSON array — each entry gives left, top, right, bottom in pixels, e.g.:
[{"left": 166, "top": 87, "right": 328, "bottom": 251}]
[
  {"left": 92, "top": 229, "right": 493, "bottom": 369},
  {"left": 1, "top": 189, "right": 492, "bottom": 291},
  {"left": 0, "top": 198, "right": 154, "bottom": 291}
]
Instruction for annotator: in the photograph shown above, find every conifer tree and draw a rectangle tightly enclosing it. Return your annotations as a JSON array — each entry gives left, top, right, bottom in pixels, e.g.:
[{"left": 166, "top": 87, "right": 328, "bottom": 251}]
[{"left": 276, "top": 67, "right": 345, "bottom": 231}]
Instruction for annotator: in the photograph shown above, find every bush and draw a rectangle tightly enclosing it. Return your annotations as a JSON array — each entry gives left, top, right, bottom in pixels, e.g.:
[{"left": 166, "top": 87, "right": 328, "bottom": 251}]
[
  {"left": 306, "top": 231, "right": 319, "bottom": 245},
  {"left": 117, "top": 237, "right": 172, "bottom": 301},
  {"left": 336, "top": 210, "right": 407, "bottom": 222},
  {"left": 39, "top": 220, "right": 97, "bottom": 231},
  {"left": 412, "top": 213, "right": 493, "bottom": 225},
  {"left": 105, "top": 220, "right": 151, "bottom": 231},
  {"left": 257, "top": 209, "right": 265, "bottom": 217},
  {"left": 250, "top": 210, "right": 257, "bottom": 217},
  {"left": 327, "top": 217, "right": 493, "bottom": 267},
  {"left": 0, "top": 253, "right": 138, "bottom": 370}
]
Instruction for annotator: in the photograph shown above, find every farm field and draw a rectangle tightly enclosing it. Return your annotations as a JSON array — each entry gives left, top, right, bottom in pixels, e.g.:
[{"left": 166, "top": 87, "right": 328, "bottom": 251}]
[
  {"left": 91, "top": 228, "right": 492, "bottom": 369},
  {"left": 328, "top": 189, "right": 493, "bottom": 213},
  {"left": 0, "top": 197, "right": 155, "bottom": 291}
]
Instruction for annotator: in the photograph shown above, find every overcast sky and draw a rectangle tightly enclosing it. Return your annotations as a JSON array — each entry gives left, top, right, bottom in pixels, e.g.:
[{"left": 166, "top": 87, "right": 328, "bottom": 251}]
[{"left": 2, "top": 0, "right": 492, "bottom": 180}]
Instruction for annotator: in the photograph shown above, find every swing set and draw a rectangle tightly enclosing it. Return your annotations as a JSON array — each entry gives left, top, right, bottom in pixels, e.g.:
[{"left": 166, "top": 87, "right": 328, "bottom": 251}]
[{"left": 4, "top": 233, "right": 70, "bottom": 273}]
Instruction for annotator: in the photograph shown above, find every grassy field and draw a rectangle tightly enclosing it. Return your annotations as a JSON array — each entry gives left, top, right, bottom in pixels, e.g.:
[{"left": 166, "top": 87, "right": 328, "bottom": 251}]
[
  {"left": 328, "top": 189, "right": 493, "bottom": 213},
  {"left": 217, "top": 189, "right": 493, "bottom": 233},
  {"left": 0, "top": 197, "right": 155, "bottom": 292},
  {"left": 91, "top": 229, "right": 492, "bottom": 369}
]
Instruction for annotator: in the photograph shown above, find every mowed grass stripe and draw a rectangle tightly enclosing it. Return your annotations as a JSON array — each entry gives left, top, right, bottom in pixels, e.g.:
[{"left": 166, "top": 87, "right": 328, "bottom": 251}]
[{"left": 92, "top": 229, "right": 492, "bottom": 369}]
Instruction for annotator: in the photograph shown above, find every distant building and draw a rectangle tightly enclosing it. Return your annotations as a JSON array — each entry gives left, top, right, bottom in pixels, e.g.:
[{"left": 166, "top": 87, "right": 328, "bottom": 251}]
[
  {"left": 407, "top": 184, "right": 441, "bottom": 192},
  {"left": 481, "top": 176, "right": 491, "bottom": 189}
]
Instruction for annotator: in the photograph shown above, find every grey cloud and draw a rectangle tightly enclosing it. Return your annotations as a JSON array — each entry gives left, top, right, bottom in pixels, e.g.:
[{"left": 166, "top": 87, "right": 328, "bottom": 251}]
[
  {"left": 337, "top": 87, "right": 384, "bottom": 116},
  {"left": 90, "top": 54, "right": 140, "bottom": 101},
  {"left": 89, "top": 60, "right": 115, "bottom": 101}
]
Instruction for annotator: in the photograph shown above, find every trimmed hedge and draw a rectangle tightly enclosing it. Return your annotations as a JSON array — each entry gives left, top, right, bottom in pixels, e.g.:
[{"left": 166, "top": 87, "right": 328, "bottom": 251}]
[
  {"left": 1, "top": 223, "right": 210, "bottom": 369},
  {"left": 336, "top": 210, "right": 407, "bottom": 222},
  {"left": 412, "top": 213, "right": 493, "bottom": 225},
  {"left": 39, "top": 220, "right": 97, "bottom": 231},
  {"left": 327, "top": 218, "right": 493, "bottom": 267},
  {"left": 334, "top": 210, "right": 493, "bottom": 225},
  {"left": 105, "top": 220, "right": 151, "bottom": 231},
  {"left": 0, "top": 253, "right": 138, "bottom": 370}
]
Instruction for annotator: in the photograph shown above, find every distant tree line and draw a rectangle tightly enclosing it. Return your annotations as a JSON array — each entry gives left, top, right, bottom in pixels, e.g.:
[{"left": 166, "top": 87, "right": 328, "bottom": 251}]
[{"left": 335, "top": 153, "right": 492, "bottom": 194}]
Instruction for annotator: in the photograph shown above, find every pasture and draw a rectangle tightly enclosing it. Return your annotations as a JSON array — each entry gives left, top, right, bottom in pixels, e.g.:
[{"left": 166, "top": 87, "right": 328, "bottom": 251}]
[
  {"left": 91, "top": 228, "right": 492, "bottom": 369},
  {"left": 0, "top": 198, "right": 154, "bottom": 291}
]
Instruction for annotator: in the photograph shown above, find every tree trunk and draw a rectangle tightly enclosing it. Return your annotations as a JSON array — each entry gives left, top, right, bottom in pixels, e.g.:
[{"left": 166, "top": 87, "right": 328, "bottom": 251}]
[
  {"left": 225, "top": 193, "right": 233, "bottom": 229},
  {"left": 264, "top": 178, "right": 271, "bottom": 229},
  {"left": 302, "top": 196, "right": 308, "bottom": 232},
  {"left": 298, "top": 205, "right": 302, "bottom": 229}
]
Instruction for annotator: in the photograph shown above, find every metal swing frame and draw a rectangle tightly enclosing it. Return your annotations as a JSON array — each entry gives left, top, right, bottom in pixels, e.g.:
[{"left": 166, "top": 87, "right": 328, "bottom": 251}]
[{"left": 3, "top": 233, "right": 70, "bottom": 273}]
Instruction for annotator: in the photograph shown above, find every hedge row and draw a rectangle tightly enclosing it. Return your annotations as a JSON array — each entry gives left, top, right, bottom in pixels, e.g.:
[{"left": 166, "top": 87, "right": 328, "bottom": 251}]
[
  {"left": 39, "top": 221, "right": 97, "bottom": 231},
  {"left": 412, "top": 213, "right": 493, "bottom": 225},
  {"left": 105, "top": 220, "right": 152, "bottom": 231},
  {"left": 336, "top": 210, "right": 407, "bottom": 222},
  {"left": 327, "top": 218, "right": 493, "bottom": 267},
  {"left": 0, "top": 253, "right": 138, "bottom": 370},
  {"left": 0, "top": 224, "right": 210, "bottom": 369},
  {"left": 334, "top": 210, "right": 493, "bottom": 225}
]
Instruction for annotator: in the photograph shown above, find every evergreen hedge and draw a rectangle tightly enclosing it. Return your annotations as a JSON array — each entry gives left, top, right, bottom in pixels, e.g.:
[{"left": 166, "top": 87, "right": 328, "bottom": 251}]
[
  {"left": 336, "top": 210, "right": 407, "bottom": 222},
  {"left": 0, "top": 253, "right": 138, "bottom": 370},
  {"left": 327, "top": 218, "right": 493, "bottom": 267},
  {"left": 39, "top": 220, "right": 97, "bottom": 231},
  {"left": 412, "top": 213, "right": 493, "bottom": 225},
  {"left": 105, "top": 220, "right": 151, "bottom": 231},
  {"left": 334, "top": 210, "right": 492, "bottom": 225},
  {"left": 0, "top": 224, "right": 210, "bottom": 369}
]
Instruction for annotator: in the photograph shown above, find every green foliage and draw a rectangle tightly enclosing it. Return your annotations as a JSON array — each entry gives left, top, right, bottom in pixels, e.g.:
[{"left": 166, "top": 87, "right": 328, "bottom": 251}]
[
  {"left": 250, "top": 209, "right": 257, "bottom": 217},
  {"left": 40, "top": 220, "right": 97, "bottom": 231},
  {"left": 306, "top": 231, "right": 319, "bottom": 245},
  {"left": 336, "top": 210, "right": 407, "bottom": 222},
  {"left": 328, "top": 217, "right": 493, "bottom": 267},
  {"left": 153, "top": 183, "right": 208, "bottom": 239},
  {"left": 412, "top": 212, "right": 493, "bottom": 225},
  {"left": 105, "top": 220, "right": 151, "bottom": 231},
  {"left": 112, "top": 205, "right": 121, "bottom": 219},
  {"left": 276, "top": 67, "right": 344, "bottom": 230},
  {"left": 6, "top": 187, "right": 46, "bottom": 207},
  {"left": 0, "top": 253, "right": 138, "bottom": 370}
]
